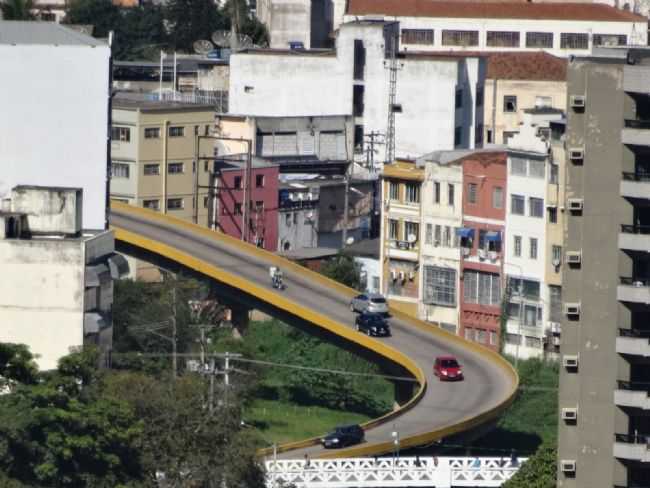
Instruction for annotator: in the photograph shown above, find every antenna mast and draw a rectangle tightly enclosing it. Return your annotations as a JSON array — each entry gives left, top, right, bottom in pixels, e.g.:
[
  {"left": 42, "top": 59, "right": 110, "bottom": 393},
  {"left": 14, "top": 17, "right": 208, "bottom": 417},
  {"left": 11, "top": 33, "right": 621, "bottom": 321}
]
[{"left": 385, "top": 28, "right": 400, "bottom": 165}]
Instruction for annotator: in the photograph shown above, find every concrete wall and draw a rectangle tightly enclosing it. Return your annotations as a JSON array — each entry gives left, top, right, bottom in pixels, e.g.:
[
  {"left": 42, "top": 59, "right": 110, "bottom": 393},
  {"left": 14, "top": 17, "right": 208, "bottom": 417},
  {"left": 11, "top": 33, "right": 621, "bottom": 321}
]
[
  {"left": 257, "top": 0, "right": 312, "bottom": 49},
  {"left": 0, "top": 42, "right": 110, "bottom": 230},
  {"left": 355, "top": 256, "right": 381, "bottom": 293},
  {"left": 278, "top": 207, "right": 319, "bottom": 251}
]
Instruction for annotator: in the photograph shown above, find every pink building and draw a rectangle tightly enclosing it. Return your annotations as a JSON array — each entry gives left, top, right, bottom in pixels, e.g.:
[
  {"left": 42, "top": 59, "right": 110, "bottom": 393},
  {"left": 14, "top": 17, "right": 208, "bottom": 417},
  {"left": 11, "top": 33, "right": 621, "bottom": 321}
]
[
  {"left": 214, "top": 157, "right": 279, "bottom": 252},
  {"left": 458, "top": 151, "right": 507, "bottom": 350}
]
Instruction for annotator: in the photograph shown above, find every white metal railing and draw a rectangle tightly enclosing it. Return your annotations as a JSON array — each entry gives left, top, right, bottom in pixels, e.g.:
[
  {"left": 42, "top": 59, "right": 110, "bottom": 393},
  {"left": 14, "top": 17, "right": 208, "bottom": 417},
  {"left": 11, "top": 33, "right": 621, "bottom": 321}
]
[{"left": 265, "top": 456, "right": 527, "bottom": 488}]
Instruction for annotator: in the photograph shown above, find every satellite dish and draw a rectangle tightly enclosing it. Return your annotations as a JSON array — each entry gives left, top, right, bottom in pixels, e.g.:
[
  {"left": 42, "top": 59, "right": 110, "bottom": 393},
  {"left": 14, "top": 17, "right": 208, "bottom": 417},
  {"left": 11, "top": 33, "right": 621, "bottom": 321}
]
[
  {"left": 407, "top": 233, "right": 417, "bottom": 243},
  {"left": 212, "top": 30, "right": 232, "bottom": 48},
  {"left": 193, "top": 39, "right": 214, "bottom": 55},
  {"left": 212, "top": 29, "right": 256, "bottom": 51},
  {"left": 346, "top": 237, "right": 355, "bottom": 245}
]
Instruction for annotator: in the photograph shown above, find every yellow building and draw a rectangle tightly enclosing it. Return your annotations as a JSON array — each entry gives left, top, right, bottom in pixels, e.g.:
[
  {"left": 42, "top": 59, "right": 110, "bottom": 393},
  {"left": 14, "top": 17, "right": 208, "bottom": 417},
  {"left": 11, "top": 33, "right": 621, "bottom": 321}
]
[{"left": 379, "top": 160, "right": 424, "bottom": 315}]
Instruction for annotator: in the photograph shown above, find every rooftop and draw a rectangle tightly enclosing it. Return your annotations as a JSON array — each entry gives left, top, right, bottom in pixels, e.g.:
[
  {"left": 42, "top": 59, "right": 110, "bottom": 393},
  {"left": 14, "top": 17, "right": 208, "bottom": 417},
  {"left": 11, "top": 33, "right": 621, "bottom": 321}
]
[
  {"left": 344, "top": 238, "right": 380, "bottom": 258},
  {"left": 280, "top": 247, "right": 340, "bottom": 261},
  {"left": 346, "top": 0, "right": 645, "bottom": 22},
  {"left": 236, "top": 48, "right": 336, "bottom": 57},
  {"left": 417, "top": 148, "right": 507, "bottom": 167},
  {"left": 215, "top": 155, "right": 278, "bottom": 171},
  {"left": 0, "top": 21, "right": 105, "bottom": 46},
  {"left": 112, "top": 93, "right": 215, "bottom": 112},
  {"left": 486, "top": 52, "right": 567, "bottom": 81}
]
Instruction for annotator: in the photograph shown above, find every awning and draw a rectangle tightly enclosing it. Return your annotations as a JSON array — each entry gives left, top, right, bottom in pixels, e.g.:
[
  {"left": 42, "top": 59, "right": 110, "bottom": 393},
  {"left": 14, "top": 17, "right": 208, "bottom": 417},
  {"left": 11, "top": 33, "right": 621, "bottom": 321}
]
[
  {"left": 456, "top": 227, "right": 474, "bottom": 239},
  {"left": 107, "top": 253, "right": 130, "bottom": 279},
  {"left": 485, "top": 231, "right": 502, "bottom": 242},
  {"left": 84, "top": 313, "right": 109, "bottom": 335}
]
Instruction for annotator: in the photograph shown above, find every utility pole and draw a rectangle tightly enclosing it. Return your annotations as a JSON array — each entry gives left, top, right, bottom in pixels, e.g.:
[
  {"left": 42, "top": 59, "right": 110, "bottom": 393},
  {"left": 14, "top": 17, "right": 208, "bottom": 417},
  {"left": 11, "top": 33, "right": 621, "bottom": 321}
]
[
  {"left": 364, "top": 131, "right": 385, "bottom": 172},
  {"left": 342, "top": 173, "right": 350, "bottom": 247},
  {"left": 171, "top": 282, "right": 178, "bottom": 379},
  {"left": 208, "top": 358, "right": 216, "bottom": 413}
]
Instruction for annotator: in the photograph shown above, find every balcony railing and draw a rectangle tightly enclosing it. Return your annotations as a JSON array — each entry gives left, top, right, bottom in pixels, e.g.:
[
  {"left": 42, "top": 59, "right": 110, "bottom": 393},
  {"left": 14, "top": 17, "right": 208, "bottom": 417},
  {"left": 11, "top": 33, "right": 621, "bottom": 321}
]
[
  {"left": 625, "top": 119, "right": 650, "bottom": 130},
  {"left": 615, "top": 433, "right": 650, "bottom": 445},
  {"left": 620, "top": 277, "right": 650, "bottom": 286},
  {"left": 621, "top": 225, "right": 650, "bottom": 234},
  {"left": 622, "top": 171, "right": 650, "bottom": 182},
  {"left": 619, "top": 328, "right": 650, "bottom": 339},
  {"left": 618, "top": 380, "right": 650, "bottom": 392}
]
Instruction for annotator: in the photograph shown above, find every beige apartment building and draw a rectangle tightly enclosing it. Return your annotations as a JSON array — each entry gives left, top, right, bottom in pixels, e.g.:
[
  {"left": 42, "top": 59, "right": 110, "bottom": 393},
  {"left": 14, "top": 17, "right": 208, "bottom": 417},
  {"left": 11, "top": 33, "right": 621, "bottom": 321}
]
[
  {"left": 484, "top": 52, "right": 567, "bottom": 145},
  {"left": 110, "top": 96, "right": 216, "bottom": 226}
]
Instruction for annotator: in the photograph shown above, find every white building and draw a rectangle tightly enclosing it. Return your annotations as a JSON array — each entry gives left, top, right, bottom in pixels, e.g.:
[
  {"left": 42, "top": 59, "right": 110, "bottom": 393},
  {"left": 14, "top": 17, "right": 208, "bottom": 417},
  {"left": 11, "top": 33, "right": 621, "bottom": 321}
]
[
  {"left": 230, "top": 20, "right": 485, "bottom": 167},
  {"left": 343, "top": 0, "right": 647, "bottom": 56},
  {"left": 416, "top": 151, "right": 465, "bottom": 334},
  {"left": 0, "top": 186, "right": 128, "bottom": 370},
  {"left": 503, "top": 111, "right": 562, "bottom": 360},
  {"left": 0, "top": 22, "right": 111, "bottom": 230}
]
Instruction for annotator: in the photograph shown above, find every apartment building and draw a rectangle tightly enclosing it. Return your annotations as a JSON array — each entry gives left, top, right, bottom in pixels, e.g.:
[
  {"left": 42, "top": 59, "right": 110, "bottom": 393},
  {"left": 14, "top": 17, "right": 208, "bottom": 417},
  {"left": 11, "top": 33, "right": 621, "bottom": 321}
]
[
  {"left": 380, "top": 160, "right": 424, "bottom": 315},
  {"left": 417, "top": 151, "right": 464, "bottom": 334},
  {"left": 0, "top": 186, "right": 127, "bottom": 370},
  {"left": 557, "top": 48, "right": 650, "bottom": 488},
  {"left": 484, "top": 51, "right": 567, "bottom": 145},
  {"left": 230, "top": 20, "right": 485, "bottom": 167},
  {"left": 344, "top": 0, "right": 647, "bottom": 56}
]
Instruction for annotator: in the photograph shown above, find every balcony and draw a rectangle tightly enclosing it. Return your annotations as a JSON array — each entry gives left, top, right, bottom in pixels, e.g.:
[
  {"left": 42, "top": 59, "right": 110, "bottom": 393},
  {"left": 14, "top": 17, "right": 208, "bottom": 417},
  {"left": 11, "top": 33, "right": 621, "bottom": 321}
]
[
  {"left": 614, "top": 433, "right": 650, "bottom": 462},
  {"left": 622, "top": 120, "right": 650, "bottom": 146},
  {"left": 621, "top": 172, "right": 650, "bottom": 200},
  {"left": 620, "top": 225, "right": 650, "bottom": 252},
  {"left": 617, "top": 328, "right": 650, "bottom": 357},
  {"left": 618, "top": 277, "right": 650, "bottom": 304},
  {"left": 615, "top": 381, "right": 650, "bottom": 410}
]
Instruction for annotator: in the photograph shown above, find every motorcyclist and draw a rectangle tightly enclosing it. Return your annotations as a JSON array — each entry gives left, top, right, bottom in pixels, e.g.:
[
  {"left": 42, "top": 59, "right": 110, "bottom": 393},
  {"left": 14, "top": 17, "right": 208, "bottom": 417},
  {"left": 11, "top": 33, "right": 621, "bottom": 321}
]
[{"left": 270, "top": 266, "right": 284, "bottom": 289}]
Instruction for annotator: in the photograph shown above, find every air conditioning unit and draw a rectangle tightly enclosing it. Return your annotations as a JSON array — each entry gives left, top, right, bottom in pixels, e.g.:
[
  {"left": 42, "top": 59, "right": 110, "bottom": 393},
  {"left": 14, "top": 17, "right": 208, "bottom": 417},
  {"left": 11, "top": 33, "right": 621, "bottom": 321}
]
[
  {"left": 548, "top": 321, "right": 561, "bottom": 334},
  {"left": 561, "top": 407, "right": 578, "bottom": 421},
  {"left": 552, "top": 258, "right": 561, "bottom": 268},
  {"left": 563, "top": 355, "right": 579, "bottom": 369},
  {"left": 567, "top": 198, "right": 584, "bottom": 212},
  {"left": 569, "top": 148, "right": 584, "bottom": 162},
  {"left": 566, "top": 251, "right": 582, "bottom": 265},
  {"left": 408, "top": 271, "right": 415, "bottom": 281},
  {"left": 560, "top": 460, "right": 576, "bottom": 474},
  {"left": 399, "top": 270, "right": 406, "bottom": 282},
  {"left": 570, "top": 95, "right": 586, "bottom": 109},
  {"left": 488, "top": 250, "right": 497, "bottom": 262},
  {"left": 478, "top": 248, "right": 487, "bottom": 260},
  {"left": 390, "top": 270, "right": 397, "bottom": 281},
  {"left": 461, "top": 247, "right": 470, "bottom": 257},
  {"left": 564, "top": 302, "right": 581, "bottom": 317},
  {"left": 407, "top": 233, "right": 417, "bottom": 243},
  {"left": 553, "top": 336, "right": 561, "bottom": 346}
]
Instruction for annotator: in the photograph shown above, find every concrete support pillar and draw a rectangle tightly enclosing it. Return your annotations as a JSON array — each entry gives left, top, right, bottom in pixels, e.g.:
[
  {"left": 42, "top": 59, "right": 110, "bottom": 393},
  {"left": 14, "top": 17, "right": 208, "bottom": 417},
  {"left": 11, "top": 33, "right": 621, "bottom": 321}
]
[
  {"left": 230, "top": 303, "right": 250, "bottom": 335},
  {"left": 393, "top": 379, "right": 415, "bottom": 408}
]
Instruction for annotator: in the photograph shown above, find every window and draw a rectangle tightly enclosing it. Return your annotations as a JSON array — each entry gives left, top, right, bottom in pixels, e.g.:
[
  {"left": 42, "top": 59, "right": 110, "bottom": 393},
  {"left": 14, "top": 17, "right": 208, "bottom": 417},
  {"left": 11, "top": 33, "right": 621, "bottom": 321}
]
[
  {"left": 203, "top": 196, "right": 209, "bottom": 208},
  {"left": 549, "top": 164, "right": 559, "bottom": 184},
  {"left": 508, "top": 277, "right": 540, "bottom": 300},
  {"left": 434, "top": 225, "right": 441, "bottom": 245},
  {"left": 353, "top": 85, "right": 365, "bottom": 117},
  {"left": 549, "top": 285, "right": 562, "bottom": 322},
  {"left": 167, "top": 198, "right": 183, "bottom": 210},
  {"left": 372, "top": 276, "right": 380, "bottom": 292},
  {"left": 448, "top": 184, "right": 455, "bottom": 206},
  {"left": 169, "top": 126, "right": 185, "bottom": 137},
  {"left": 475, "top": 123, "right": 484, "bottom": 145},
  {"left": 234, "top": 203, "right": 243, "bottom": 215},
  {"left": 404, "top": 221, "right": 419, "bottom": 243},
  {"left": 454, "top": 127, "right": 462, "bottom": 147},
  {"left": 503, "top": 95, "right": 517, "bottom": 113},
  {"left": 443, "top": 226, "right": 451, "bottom": 247},
  {"left": 514, "top": 235, "right": 522, "bottom": 257},
  {"left": 389, "top": 219, "right": 399, "bottom": 240},
  {"left": 423, "top": 266, "right": 456, "bottom": 306},
  {"left": 503, "top": 131, "right": 518, "bottom": 143},
  {"left": 548, "top": 207, "right": 558, "bottom": 223},
  {"left": 111, "top": 162, "right": 129, "bottom": 178},
  {"left": 168, "top": 162, "right": 184, "bottom": 174},
  {"left": 255, "top": 201, "right": 264, "bottom": 212},
  {"left": 256, "top": 174, "right": 265, "bottom": 188},
  {"left": 526, "top": 32, "right": 553, "bottom": 48},
  {"left": 389, "top": 181, "right": 400, "bottom": 201},
  {"left": 401, "top": 29, "right": 434, "bottom": 45},
  {"left": 477, "top": 329, "right": 487, "bottom": 344},
  {"left": 486, "top": 31, "right": 520, "bottom": 47},
  {"left": 529, "top": 159, "right": 545, "bottom": 179},
  {"left": 529, "top": 197, "right": 544, "bottom": 218},
  {"left": 489, "top": 331, "right": 497, "bottom": 346},
  {"left": 144, "top": 163, "right": 160, "bottom": 175},
  {"left": 593, "top": 34, "right": 627, "bottom": 47},
  {"left": 442, "top": 30, "right": 479, "bottom": 46},
  {"left": 511, "top": 157, "right": 527, "bottom": 176},
  {"left": 552, "top": 245, "right": 562, "bottom": 266},
  {"left": 455, "top": 89, "right": 463, "bottom": 109},
  {"left": 405, "top": 183, "right": 420, "bottom": 204},
  {"left": 464, "top": 270, "right": 501, "bottom": 306},
  {"left": 525, "top": 336, "right": 542, "bottom": 348},
  {"left": 511, "top": 194, "right": 525, "bottom": 215},
  {"left": 487, "top": 129, "right": 493, "bottom": 144},
  {"left": 143, "top": 199, "right": 159, "bottom": 211},
  {"left": 467, "top": 183, "right": 478, "bottom": 204},
  {"left": 354, "top": 125, "right": 364, "bottom": 153},
  {"left": 476, "top": 87, "right": 484, "bottom": 107},
  {"left": 40, "top": 12, "right": 56, "bottom": 21},
  {"left": 561, "top": 33, "right": 589, "bottom": 50},
  {"left": 529, "top": 237, "right": 538, "bottom": 259},
  {"left": 353, "top": 39, "right": 366, "bottom": 80},
  {"left": 506, "top": 333, "right": 522, "bottom": 345},
  {"left": 111, "top": 126, "right": 130, "bottom": 142},
  {"left": 234, "top": 176, "right": 242, "bottom": 189},
  {"left": 492, "top": 187, "right": 503, "bottom": 209},
  {"left": 535, "top": 96, "right": 552, "bottom": 109},
  {"left": 144, "top": 127, "right": 160, "bottom": 139},
  {"left": 425, "top": 223, "right": 433, "bottom": 245},
  {"left": 434, "top": 182, "right": 440, "bottom": 203}
]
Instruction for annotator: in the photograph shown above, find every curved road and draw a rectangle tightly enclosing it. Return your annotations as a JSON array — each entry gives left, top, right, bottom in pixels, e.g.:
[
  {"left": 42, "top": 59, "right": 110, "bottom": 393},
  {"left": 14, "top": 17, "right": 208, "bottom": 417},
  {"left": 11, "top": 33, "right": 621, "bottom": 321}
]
[{"left": 110, "top": 204, "right": 516, "bottom": 459}]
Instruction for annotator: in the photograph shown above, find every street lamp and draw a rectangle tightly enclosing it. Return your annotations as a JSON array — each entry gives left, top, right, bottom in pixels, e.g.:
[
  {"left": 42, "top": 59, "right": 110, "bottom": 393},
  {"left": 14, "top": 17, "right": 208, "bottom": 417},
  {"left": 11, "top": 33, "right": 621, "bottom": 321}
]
[
  {"left": 241, "top": 420, "right": 278, "bottom": 486},
  {"left": 391, "top": 430, "right": 400, "bottom": 464}
]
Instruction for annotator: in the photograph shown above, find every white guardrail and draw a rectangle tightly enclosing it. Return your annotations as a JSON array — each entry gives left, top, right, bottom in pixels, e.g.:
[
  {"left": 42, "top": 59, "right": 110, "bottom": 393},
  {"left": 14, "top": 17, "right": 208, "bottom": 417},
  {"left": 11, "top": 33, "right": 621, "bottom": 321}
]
[{"left": 265, "top": 456, "right": 527, "bottom": 488}]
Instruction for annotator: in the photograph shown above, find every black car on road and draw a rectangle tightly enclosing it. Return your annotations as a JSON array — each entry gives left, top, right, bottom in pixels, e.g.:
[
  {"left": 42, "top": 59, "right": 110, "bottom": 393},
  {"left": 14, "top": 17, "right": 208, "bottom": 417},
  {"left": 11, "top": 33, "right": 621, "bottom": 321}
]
[
  {"left": 321, "top": 424, "right": 365, "bottom": 449},
  {"left": 355, "top": 312, "right": 391, "bottom": 337}
]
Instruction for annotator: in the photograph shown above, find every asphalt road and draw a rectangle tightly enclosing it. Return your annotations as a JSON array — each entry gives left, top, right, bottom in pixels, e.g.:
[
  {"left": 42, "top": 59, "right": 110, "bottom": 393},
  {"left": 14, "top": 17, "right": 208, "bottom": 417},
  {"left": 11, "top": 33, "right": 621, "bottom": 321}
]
[{"left": 111, "top": 208, "right": 514, "bottom": 459}]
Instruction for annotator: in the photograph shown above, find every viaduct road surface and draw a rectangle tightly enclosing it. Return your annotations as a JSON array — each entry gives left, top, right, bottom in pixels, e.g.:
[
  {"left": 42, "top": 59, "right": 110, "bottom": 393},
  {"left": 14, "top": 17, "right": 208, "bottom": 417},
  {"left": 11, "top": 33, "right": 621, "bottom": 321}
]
[{"left": 111, "top": 205, "right": 516, "bottom": 459}]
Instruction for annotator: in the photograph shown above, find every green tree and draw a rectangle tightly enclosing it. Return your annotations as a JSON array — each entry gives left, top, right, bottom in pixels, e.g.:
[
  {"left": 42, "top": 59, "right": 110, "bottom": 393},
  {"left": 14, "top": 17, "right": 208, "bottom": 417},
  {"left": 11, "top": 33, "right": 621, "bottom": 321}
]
[
  {"left": 0, "top": 343, "right": 38, "bottom": 389},
  {"left": 165, "top": 0, "right": 227, "bottom": 52},
  {"left": 64, "top": 0, "right": 120, "bottom": 39},
  {"left": 0, "top": 0, "right": 35, "bottom": 20},
  {"left": 502, "top": 443, "right": 557, "bottom": 488},
  {"left": 114, "top": 4, "right": 167, "bottom": 60},
  {"left": 320, "top": 253, "right": 362, "bottom": 290},
  {"left": 222, "top": 0, "right": 269, "bottom": 46}
]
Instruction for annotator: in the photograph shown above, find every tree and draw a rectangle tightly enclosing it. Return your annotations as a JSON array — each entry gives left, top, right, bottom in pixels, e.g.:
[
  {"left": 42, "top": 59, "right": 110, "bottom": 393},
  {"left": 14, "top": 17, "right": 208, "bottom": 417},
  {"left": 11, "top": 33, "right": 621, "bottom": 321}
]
[
  {"left": 113, "top": 4, "right": 166, "bottom": 60},
  {"left": 165, "top": 0, "right": 227, "bottom": 52},
  {"left": 222, "top": 0, "right": 269, "bottom": 47},
  {"left": 64, "top": 0, "right": 120, "bottom": 39},
  {"left": 502, "top": 443, "right": 557, "bottom": 488},
  {"left": 320, "top": 253, "right": 362, "bottom": 290},
  {"left": 0, "top": 343, "right": 38, "bottom": 390},
  {"left": 1, "top": 0, "right": 35, "bottom": 20}
]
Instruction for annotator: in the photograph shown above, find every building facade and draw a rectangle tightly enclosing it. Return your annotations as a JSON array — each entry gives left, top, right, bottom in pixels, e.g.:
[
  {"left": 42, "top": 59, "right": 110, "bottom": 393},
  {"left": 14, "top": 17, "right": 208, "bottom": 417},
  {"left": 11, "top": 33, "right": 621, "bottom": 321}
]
[
  {"left": 0, "top": 186, "right": 127, "bottom": 370},
  {"left": 557, "top": 48, "right": 650, "bottom": 488}
]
